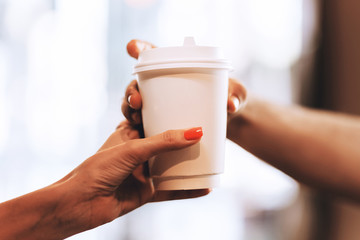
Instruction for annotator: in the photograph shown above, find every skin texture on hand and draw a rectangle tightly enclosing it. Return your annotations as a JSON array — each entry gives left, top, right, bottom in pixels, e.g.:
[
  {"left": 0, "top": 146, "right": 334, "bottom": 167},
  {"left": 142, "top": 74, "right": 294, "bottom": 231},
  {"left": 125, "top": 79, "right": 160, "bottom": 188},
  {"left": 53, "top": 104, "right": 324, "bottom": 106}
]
[
  {"left": 61, "top": 122, "right": 208, "bottom": 230},
  {"left": 0, "top": 121, "right": 209, "bottom": 240}
]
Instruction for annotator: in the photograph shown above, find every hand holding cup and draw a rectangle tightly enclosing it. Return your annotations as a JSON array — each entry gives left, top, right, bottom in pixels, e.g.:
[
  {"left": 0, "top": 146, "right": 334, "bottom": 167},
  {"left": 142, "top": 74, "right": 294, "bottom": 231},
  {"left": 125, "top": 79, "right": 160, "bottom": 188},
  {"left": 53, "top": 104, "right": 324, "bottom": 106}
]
[
  {"left": 122, "top": 40, "right": 247, "bottom": 125},
  {"left": 123, "top": 38, "right": 247, "bottom": 190}
]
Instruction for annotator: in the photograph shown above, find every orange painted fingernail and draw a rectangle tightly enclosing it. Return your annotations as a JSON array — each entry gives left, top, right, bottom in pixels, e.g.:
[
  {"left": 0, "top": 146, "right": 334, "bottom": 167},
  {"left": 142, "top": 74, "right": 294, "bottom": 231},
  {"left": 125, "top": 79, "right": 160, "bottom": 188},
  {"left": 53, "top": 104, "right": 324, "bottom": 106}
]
[{"left": 184, "top": 127, "right": 203, "bottom": 140}]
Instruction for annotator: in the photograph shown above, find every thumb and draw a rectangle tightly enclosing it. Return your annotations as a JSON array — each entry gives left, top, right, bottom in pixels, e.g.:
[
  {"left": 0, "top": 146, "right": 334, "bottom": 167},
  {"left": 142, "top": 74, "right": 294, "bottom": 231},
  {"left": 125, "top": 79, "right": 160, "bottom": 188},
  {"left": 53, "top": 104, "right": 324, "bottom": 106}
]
[
  {"left": 127, "top": 39, "right": 156, "bottom": 59},
  {"left": 124, "top": 127, "right": 203, "bottom": 167},
  {"left": 84, "top": 127, "right": 203, "bottom": 186}
]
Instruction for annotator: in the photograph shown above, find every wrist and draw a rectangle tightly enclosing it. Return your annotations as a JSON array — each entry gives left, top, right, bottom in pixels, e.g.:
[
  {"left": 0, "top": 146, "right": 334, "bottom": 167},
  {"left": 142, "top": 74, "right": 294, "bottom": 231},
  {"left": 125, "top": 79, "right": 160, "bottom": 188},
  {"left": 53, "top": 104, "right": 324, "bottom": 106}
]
[
  {"left": 0, "top": 178, "right": 90, "bottom": 240},
  {"left": 52, "top": 175, "right": 96, "bottom": 238}
]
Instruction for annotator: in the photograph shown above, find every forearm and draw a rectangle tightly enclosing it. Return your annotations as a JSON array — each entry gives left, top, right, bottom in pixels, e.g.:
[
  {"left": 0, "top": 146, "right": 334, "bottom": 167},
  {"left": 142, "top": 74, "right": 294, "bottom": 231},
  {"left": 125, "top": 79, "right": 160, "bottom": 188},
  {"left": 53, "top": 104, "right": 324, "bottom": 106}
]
[
  {"left": 0, "top": 179, "right": 91, "bottom": 240},
  {"left": 227, "top": 95, "right": 360, "bottom": 200}
]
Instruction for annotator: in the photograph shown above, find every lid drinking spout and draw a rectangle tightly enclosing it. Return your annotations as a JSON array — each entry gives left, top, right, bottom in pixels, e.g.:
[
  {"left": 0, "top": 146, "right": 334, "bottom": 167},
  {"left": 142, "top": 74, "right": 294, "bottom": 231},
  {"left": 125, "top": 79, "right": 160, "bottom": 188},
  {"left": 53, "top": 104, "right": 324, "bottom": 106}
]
[
  {"left": 183, "top": 37, "right": 196, "bottom": 46},
  {"left": 133, "top": 37, "right": 232, "bottom": 73}
]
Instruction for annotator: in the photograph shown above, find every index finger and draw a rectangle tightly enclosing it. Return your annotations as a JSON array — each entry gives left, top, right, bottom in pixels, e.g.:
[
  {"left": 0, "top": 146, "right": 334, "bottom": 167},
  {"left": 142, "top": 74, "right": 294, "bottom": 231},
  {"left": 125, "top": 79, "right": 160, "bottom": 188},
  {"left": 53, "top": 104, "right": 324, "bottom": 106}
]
[
  {"left": 121, "top": 80, "right": 142, "bottom": 124},
  {"left": 127, "top": 39, "right": 157, "bottom": 59},
  {"left": 125, "top": 80, "right": 142, "bottom": 110}
]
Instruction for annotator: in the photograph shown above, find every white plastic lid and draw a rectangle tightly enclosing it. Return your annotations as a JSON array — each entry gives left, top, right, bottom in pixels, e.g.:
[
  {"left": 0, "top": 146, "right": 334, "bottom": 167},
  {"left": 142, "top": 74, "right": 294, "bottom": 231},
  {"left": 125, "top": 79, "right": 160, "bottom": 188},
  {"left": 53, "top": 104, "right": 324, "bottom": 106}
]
[{"left": 134, "top": 37, "right": 232, "bottom": 73}]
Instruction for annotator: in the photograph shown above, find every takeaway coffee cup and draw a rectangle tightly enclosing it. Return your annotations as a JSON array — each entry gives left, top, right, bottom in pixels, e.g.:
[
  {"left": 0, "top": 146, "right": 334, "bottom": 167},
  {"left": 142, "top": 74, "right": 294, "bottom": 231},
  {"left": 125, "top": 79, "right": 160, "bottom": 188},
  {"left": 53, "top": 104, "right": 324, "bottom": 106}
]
[{"left": 133, "top": 37, "right": 231, "bottom": 190}]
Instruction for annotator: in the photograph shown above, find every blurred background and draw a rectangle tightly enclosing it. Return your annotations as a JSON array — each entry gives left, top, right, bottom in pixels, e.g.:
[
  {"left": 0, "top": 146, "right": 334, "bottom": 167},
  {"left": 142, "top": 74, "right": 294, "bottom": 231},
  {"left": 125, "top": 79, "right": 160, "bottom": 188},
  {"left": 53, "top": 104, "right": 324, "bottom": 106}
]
[{"left": 1, "top": 0, "right": 360, "bottom": 239}]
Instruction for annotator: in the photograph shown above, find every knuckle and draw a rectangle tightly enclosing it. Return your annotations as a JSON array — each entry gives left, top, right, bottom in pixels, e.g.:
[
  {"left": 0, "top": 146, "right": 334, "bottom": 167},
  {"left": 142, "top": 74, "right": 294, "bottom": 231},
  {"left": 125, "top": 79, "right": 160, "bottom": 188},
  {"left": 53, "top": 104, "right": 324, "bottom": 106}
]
[
  {"left": 121, "top": 102, "right": 130, "bottom": 118},
  {"left": 121, "top": 141, "right": 143, "bottom": 164},
  {"left": 123, "top": 140, "right": 137, "bottom": 153},
  {"left": 161, "top": 130, "right": 177, "bottom": 145}
]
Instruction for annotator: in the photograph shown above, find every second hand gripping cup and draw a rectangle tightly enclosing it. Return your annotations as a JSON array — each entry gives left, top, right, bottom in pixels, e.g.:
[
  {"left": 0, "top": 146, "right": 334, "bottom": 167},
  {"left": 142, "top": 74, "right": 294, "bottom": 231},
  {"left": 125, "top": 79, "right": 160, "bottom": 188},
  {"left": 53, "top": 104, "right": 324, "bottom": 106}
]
[{"left": 133, "top": 37, "right": 232, "bottom": 190}]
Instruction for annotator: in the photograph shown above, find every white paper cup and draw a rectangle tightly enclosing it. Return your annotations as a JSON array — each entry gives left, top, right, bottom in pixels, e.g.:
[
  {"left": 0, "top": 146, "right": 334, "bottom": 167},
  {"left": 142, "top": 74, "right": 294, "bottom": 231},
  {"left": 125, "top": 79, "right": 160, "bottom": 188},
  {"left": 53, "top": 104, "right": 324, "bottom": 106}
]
[{"left": 134, "top": 37, "right": 231, "bottom": 190}]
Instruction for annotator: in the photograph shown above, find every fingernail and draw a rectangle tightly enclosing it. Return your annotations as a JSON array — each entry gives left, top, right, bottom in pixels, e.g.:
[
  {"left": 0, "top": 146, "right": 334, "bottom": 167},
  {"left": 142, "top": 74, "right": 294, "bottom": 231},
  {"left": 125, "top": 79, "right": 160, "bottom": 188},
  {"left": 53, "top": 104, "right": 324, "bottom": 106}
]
[
  {"left": 231, "top": 96, "right": 240, "bottom": 112},
  {"left": 135, "top": 40, "right": 152, "bottom": 53},
  {"left": 128, "top": 95, "right": 134, "bottom": 108},
  {"left": 184, "top": 127, "right": 203, "bottom": 140}
]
